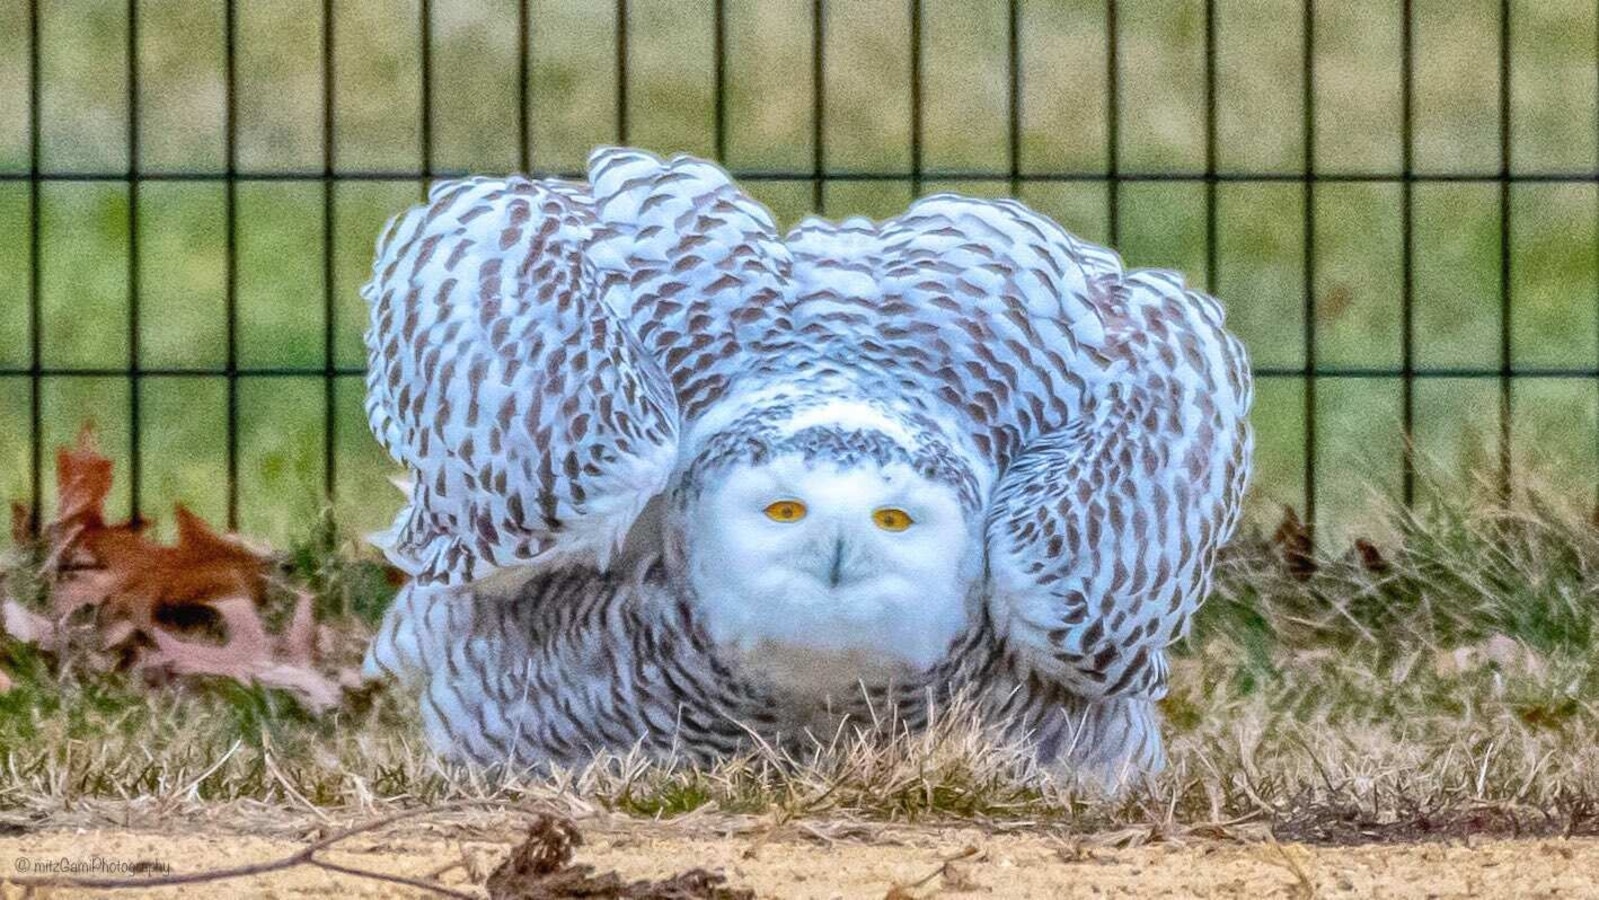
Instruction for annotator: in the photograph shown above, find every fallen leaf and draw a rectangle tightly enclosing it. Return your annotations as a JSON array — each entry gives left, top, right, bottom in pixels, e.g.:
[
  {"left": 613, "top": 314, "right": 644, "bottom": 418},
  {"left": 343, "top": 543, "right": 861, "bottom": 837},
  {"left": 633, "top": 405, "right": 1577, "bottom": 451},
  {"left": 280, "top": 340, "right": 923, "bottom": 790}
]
[
  {"left": 50, "top": 569, "right": 117, "bottom": 621},
  {"left": 4, "top": 425, "right": 353, "bottom": 714},
  {"left": 1353, "top": 538, "right": 1389, "bottom": 574},
  {"left": 0, "top": 667, "right": 12, "bottom": 693},
  {"left": 53, "top": 426, "right": 113, "bottom": 537},
  {"left": 1271, "top": 506, "right": 1317, "bottom": 581},
  {"left": 85, "top": 505, "right": 267, "bottom": 625},
  {"left": 8, "top": 501, "right": 30, "bottom": 546},
  {"left": 2, "top": 598, "right": 60, "bottom": 649},
  {"left": 141, "top": 596, "right": 342, "bottom": 712},
  {"left": 485, "top": 814, "right": 754, "bottom": 900},
  {"left": 283, "top": 591, "right": 318, "bottom": 668},
  {"left": 97, "top": 617, "right": 137, "bottom": 651}
]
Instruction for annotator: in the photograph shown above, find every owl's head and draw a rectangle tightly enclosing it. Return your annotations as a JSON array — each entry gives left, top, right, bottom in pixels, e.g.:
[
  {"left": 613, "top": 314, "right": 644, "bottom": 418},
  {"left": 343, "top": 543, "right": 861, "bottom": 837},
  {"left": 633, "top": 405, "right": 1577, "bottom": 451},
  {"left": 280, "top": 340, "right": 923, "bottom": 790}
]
[{"left": 671, "top": 397, "right": 985, "bottom": 688}]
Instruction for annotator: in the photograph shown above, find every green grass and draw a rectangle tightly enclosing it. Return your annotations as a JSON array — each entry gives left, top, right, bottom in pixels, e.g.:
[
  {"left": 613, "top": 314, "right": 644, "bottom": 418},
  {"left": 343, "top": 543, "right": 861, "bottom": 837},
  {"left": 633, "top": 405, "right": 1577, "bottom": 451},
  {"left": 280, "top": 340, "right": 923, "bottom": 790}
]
[
  {"left": 1, "top": 483, "right": 1597, "bottom": 835},
  {"left": 0, "top": 0, "right": 1596, "bottom": 549}
]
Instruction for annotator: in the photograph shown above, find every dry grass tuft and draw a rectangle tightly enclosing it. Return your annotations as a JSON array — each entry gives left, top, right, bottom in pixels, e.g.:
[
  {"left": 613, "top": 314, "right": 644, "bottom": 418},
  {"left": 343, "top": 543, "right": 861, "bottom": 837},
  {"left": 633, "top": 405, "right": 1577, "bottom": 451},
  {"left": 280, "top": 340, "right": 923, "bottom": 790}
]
[{"left": 2, "top": 480, "right": 1598, "bottom": 843}]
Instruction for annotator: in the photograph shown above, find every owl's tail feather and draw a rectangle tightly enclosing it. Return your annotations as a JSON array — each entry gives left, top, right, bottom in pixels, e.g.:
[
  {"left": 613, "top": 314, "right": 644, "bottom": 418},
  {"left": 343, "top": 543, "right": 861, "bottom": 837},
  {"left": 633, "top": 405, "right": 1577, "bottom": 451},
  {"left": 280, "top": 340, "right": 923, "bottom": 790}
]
[
  {"left": 365, "top": 474, "right": 424, "bottom": 575},
  {"left": 1033, "top": 695, "right": 1164, "bottom": 796},
  {"left": 363, "top": 580, "right": 459, "bottom": 689},
  {"left": 364, "top": 569, "right": 536, "bottom": 690}
]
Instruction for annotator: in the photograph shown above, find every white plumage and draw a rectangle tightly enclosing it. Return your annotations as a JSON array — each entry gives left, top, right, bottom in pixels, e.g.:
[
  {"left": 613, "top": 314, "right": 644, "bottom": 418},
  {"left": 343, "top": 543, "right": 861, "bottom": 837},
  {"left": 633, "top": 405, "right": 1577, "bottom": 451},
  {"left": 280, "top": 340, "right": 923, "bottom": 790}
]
[{"left": 362, "top": 148, "right": 1253, "bottom": 786}]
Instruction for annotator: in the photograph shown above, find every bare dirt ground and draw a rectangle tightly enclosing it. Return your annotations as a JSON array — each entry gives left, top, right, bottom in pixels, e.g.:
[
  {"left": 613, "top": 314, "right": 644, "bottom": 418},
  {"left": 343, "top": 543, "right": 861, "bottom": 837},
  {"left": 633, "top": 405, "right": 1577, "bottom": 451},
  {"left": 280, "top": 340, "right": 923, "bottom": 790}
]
[{"left": 3, "top": 816, "right": 1598, "bottom": 899}]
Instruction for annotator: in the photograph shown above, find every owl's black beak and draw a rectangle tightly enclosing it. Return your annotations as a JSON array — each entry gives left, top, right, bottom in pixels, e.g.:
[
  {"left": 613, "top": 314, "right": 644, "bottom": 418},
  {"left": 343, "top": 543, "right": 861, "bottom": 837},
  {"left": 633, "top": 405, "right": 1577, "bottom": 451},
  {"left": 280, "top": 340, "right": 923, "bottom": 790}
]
[{"left": 827, "top": 539, "right": 845, "bottom": 588}]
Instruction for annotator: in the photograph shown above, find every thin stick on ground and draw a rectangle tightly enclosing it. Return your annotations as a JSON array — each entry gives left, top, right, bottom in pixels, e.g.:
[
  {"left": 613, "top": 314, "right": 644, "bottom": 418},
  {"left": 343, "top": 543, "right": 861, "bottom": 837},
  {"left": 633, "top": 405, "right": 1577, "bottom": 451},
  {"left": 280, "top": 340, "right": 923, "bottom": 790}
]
[{"left": 0, "top": 798, "right": 539, "bottom": 896}]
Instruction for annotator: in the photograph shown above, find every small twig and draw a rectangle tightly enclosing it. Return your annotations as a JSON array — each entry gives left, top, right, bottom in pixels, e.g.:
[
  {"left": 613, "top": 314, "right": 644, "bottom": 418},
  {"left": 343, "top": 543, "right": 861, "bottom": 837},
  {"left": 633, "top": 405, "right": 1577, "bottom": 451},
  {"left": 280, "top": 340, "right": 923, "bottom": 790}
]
[
  {"left": 741, "top": 822, "right": 777, "bottom": 859},
  {"left": 0, "top": 798, "right": 537, "bottom": 895},
  {"left": 1263, "top": 835, "right": 1317, "bottom": 899},
  {"left": 178, "top": 737, "right": 243, "bottom": 800},
  {"left": 309, "top": 857, "right": 478, "bottom": 898},
  {"left": 421, "top": 850, "right": 472, "bottom": 882},
  {"left": 260, "top": 734, "right": 331, "bottom": 824},
  {"left": 902, "top": 844, "right": 979, "bottom": 891}
]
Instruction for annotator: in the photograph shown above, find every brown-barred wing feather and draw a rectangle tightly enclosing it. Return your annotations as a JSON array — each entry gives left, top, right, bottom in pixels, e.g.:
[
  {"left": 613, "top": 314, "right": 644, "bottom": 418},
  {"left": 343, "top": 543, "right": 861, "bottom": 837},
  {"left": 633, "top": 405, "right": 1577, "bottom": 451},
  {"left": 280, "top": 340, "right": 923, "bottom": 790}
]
[
  {"left": 780, "top": 193, "right": 1252, "bottom": 710},
  {"left": 583, "top": 148, "right": 793, "bottom": 423},
  {"left": 984, "top": 269, "right": 1253, "bottom": 702},
  {"left": 363, "top": 176, "right": 680, "bottom": 586}
]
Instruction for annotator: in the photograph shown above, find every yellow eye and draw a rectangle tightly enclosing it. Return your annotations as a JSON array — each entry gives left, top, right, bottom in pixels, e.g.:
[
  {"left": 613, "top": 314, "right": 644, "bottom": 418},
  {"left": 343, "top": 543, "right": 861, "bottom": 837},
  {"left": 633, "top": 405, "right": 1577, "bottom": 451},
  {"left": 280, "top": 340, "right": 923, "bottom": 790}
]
[
  {"left": 764, "top": 500, "right": 807, "bottom": 523},
  {"left": 873, "top": 508, "right": 914, "bottom": 532}
]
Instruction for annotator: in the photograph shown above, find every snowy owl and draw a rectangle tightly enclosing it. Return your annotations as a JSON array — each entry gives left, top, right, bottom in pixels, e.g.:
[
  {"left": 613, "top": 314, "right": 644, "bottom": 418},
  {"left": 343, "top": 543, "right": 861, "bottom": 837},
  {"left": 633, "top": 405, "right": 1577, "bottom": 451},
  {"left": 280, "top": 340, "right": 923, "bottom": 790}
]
[{"left": 361, "top": 148, "right": 1252, "bottom": 786}]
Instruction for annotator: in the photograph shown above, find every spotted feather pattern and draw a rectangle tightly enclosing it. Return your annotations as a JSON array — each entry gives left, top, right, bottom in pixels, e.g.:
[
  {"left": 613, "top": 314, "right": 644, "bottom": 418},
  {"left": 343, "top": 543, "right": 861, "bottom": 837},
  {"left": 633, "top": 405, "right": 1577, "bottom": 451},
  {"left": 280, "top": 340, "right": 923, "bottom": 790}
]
[
  {"left": 363, "top": 148, "right": 1252, "bottom": 781},
  {"left": 364, "top": 177, "right": 680, "bottom": 584},
  {"left": 365, "top": 558, "right": 1163, "bottom": 786},
  {"left": 583, "top": 150, "right": 792, "bottom": 422}
]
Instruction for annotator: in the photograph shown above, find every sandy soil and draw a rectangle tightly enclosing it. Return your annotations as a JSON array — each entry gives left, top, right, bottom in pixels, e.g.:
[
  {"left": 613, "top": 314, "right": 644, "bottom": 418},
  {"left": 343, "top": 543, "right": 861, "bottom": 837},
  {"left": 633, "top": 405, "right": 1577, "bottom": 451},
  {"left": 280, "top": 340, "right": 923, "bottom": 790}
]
[{"left": 2, "top": 819, "right": 1597, "bottom": 899}]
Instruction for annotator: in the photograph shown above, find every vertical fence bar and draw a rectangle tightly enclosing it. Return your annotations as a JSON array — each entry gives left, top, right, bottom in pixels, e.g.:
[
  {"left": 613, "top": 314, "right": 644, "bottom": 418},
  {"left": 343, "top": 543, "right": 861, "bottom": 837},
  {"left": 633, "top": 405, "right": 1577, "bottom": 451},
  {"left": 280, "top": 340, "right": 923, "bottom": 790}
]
[
  {"left": 27, "top": 0, "right": 42, "bottom": 534},
  {"left": 810, "top": 0, "right": 825, "bottom": 213},
  {"left": 224, "top": 0, "right": 240, "bottom": 530},
  {"left": 1106, "top": 0, "right": 1120, "bottom": 245},
  {"left": 1497, "top": 0, "right": 1513, "bottom": 501},
  {"left": 1203, "top": 0, "right": 1217, "bottom": 294},
  {"left": 322, "top": 0, "right": 337, "bottom": 512},
  {"left": 615, "top": 0, "right": 629, "bottom": 144},
  {"left": 126, "top": 0, "right": 143, "bottom": 524},
  {"left": 518, "top": 0, "right": 531, "bottom": 174},
  {"left": 16, "top": 1, "right": 1593, "bottom": 535},
  {"left": 713, "top": 0, "right": 726, "bottom": 162},
  {"left": 908, "top": 0, "right": 922, "bottom": 198},
  {"left": 1006, "top": 0, "right": 1020, "bottom": 197},
  {"left": 1302, "top": 0, "right": 1318, "bottom": 533},
  {"left": 420, "top": 0, "right": 432, "bottom": 199},
  {"left": 1400, "top": 0, "right": 1416, "bottom": 506}
]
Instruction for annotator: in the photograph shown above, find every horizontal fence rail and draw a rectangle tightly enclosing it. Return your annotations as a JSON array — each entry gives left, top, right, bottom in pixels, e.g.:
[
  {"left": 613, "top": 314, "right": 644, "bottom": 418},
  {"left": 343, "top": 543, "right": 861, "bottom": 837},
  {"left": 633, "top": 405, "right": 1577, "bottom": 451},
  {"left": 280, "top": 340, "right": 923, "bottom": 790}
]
[{"left": 7, "top": 0, "right": 1599, "bottom": 543}]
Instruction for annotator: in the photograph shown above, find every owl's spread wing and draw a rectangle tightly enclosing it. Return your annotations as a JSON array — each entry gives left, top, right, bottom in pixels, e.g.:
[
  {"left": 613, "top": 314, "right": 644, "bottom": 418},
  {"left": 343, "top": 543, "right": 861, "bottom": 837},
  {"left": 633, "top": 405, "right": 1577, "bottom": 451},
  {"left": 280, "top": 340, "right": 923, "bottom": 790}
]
[
  {"left": 981, "top": 267, "right": 1253, "bottom": 701},
  {"left": 784, "top": 196, "right": 1118, "bottom": 466},
  {"left": 583, "top": 148, "right": 792, "bottom": 423},
  {"left": 363, "top": 177, "right": 680, "bottom": 585},
  {"left": 793, "top": 195, "right": 1252, "bottom": 701}
]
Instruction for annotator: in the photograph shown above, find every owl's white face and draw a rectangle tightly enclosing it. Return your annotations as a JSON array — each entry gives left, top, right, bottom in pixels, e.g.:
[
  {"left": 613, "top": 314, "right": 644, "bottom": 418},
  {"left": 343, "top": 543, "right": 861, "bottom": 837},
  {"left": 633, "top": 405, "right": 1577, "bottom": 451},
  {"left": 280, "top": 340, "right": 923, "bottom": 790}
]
[{"left": 682, "top": 450, "right": 981, "bottom": 694}]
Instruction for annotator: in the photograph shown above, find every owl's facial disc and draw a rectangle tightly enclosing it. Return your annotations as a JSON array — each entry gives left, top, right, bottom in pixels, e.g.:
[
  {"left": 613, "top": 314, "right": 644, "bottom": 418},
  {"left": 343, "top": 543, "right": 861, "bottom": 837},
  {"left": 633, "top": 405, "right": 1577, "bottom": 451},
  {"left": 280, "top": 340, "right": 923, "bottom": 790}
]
[{"left": 684, "top": 449, "right": 981, "bottom": 686}]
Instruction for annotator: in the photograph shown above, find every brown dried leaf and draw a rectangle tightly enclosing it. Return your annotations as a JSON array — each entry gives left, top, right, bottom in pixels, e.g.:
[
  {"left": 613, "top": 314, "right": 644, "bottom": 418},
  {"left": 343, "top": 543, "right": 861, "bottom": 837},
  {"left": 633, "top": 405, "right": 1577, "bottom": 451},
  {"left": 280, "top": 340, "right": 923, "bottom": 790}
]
[
  {"left": 17, "top": 426, "right": 348, "bottom": 713},
  {"left": 97, "top": 617, "right": 138, "bottom": 652},
  {"left": 2, "top": 598, "right": 60, "bottom": 649},
  {"left": 486, "top": 814, "right": 754, "bottom": 900},
  {"left": 85, "top": 505, "right": 267, "bottom": 624},
  {"left": 142, "top": 597, "right": 269, "bottom": 674},
  {"left": 282, "top": 590, "right": 318, "bottom": 668},
  {"left": 50, "top": 569, "right": 116, "bottom": 621},
  {"left": 252, "top": 663, "right": 343, "bottom": 712},
  {"left": 1354, "top": 538, "right": 1390, "bottom": 574},
  {"left": 8, "top": 501, "right": 31, "bottom": 546},
  {"left": 1271, "top": 506, "right": 1317, "bottom": 581},
  {"left": 140, "top": 596, "right": 342, "bottom": 712},
  {"left": 0, "top": 667, "right": 11, "bottom": 693},
  {"left": 53, "top": 426, "right": 113, "bottom": 537}
]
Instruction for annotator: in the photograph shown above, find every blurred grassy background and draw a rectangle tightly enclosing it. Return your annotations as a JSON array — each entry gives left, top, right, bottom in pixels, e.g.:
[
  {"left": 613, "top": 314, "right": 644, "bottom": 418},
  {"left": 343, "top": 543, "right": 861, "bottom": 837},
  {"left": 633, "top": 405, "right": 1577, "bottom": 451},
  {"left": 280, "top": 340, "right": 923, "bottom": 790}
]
[{"left": 0, "top": 0, "right": 1595, "bottom": 549}]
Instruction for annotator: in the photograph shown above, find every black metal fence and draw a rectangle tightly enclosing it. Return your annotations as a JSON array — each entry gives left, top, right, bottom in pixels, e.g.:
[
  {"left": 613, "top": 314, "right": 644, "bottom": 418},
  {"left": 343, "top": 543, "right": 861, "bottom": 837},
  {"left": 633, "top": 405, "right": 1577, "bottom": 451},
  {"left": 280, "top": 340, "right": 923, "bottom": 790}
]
[{"left": 3, "top": 0, "right": 1598, "bottom": 543}]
